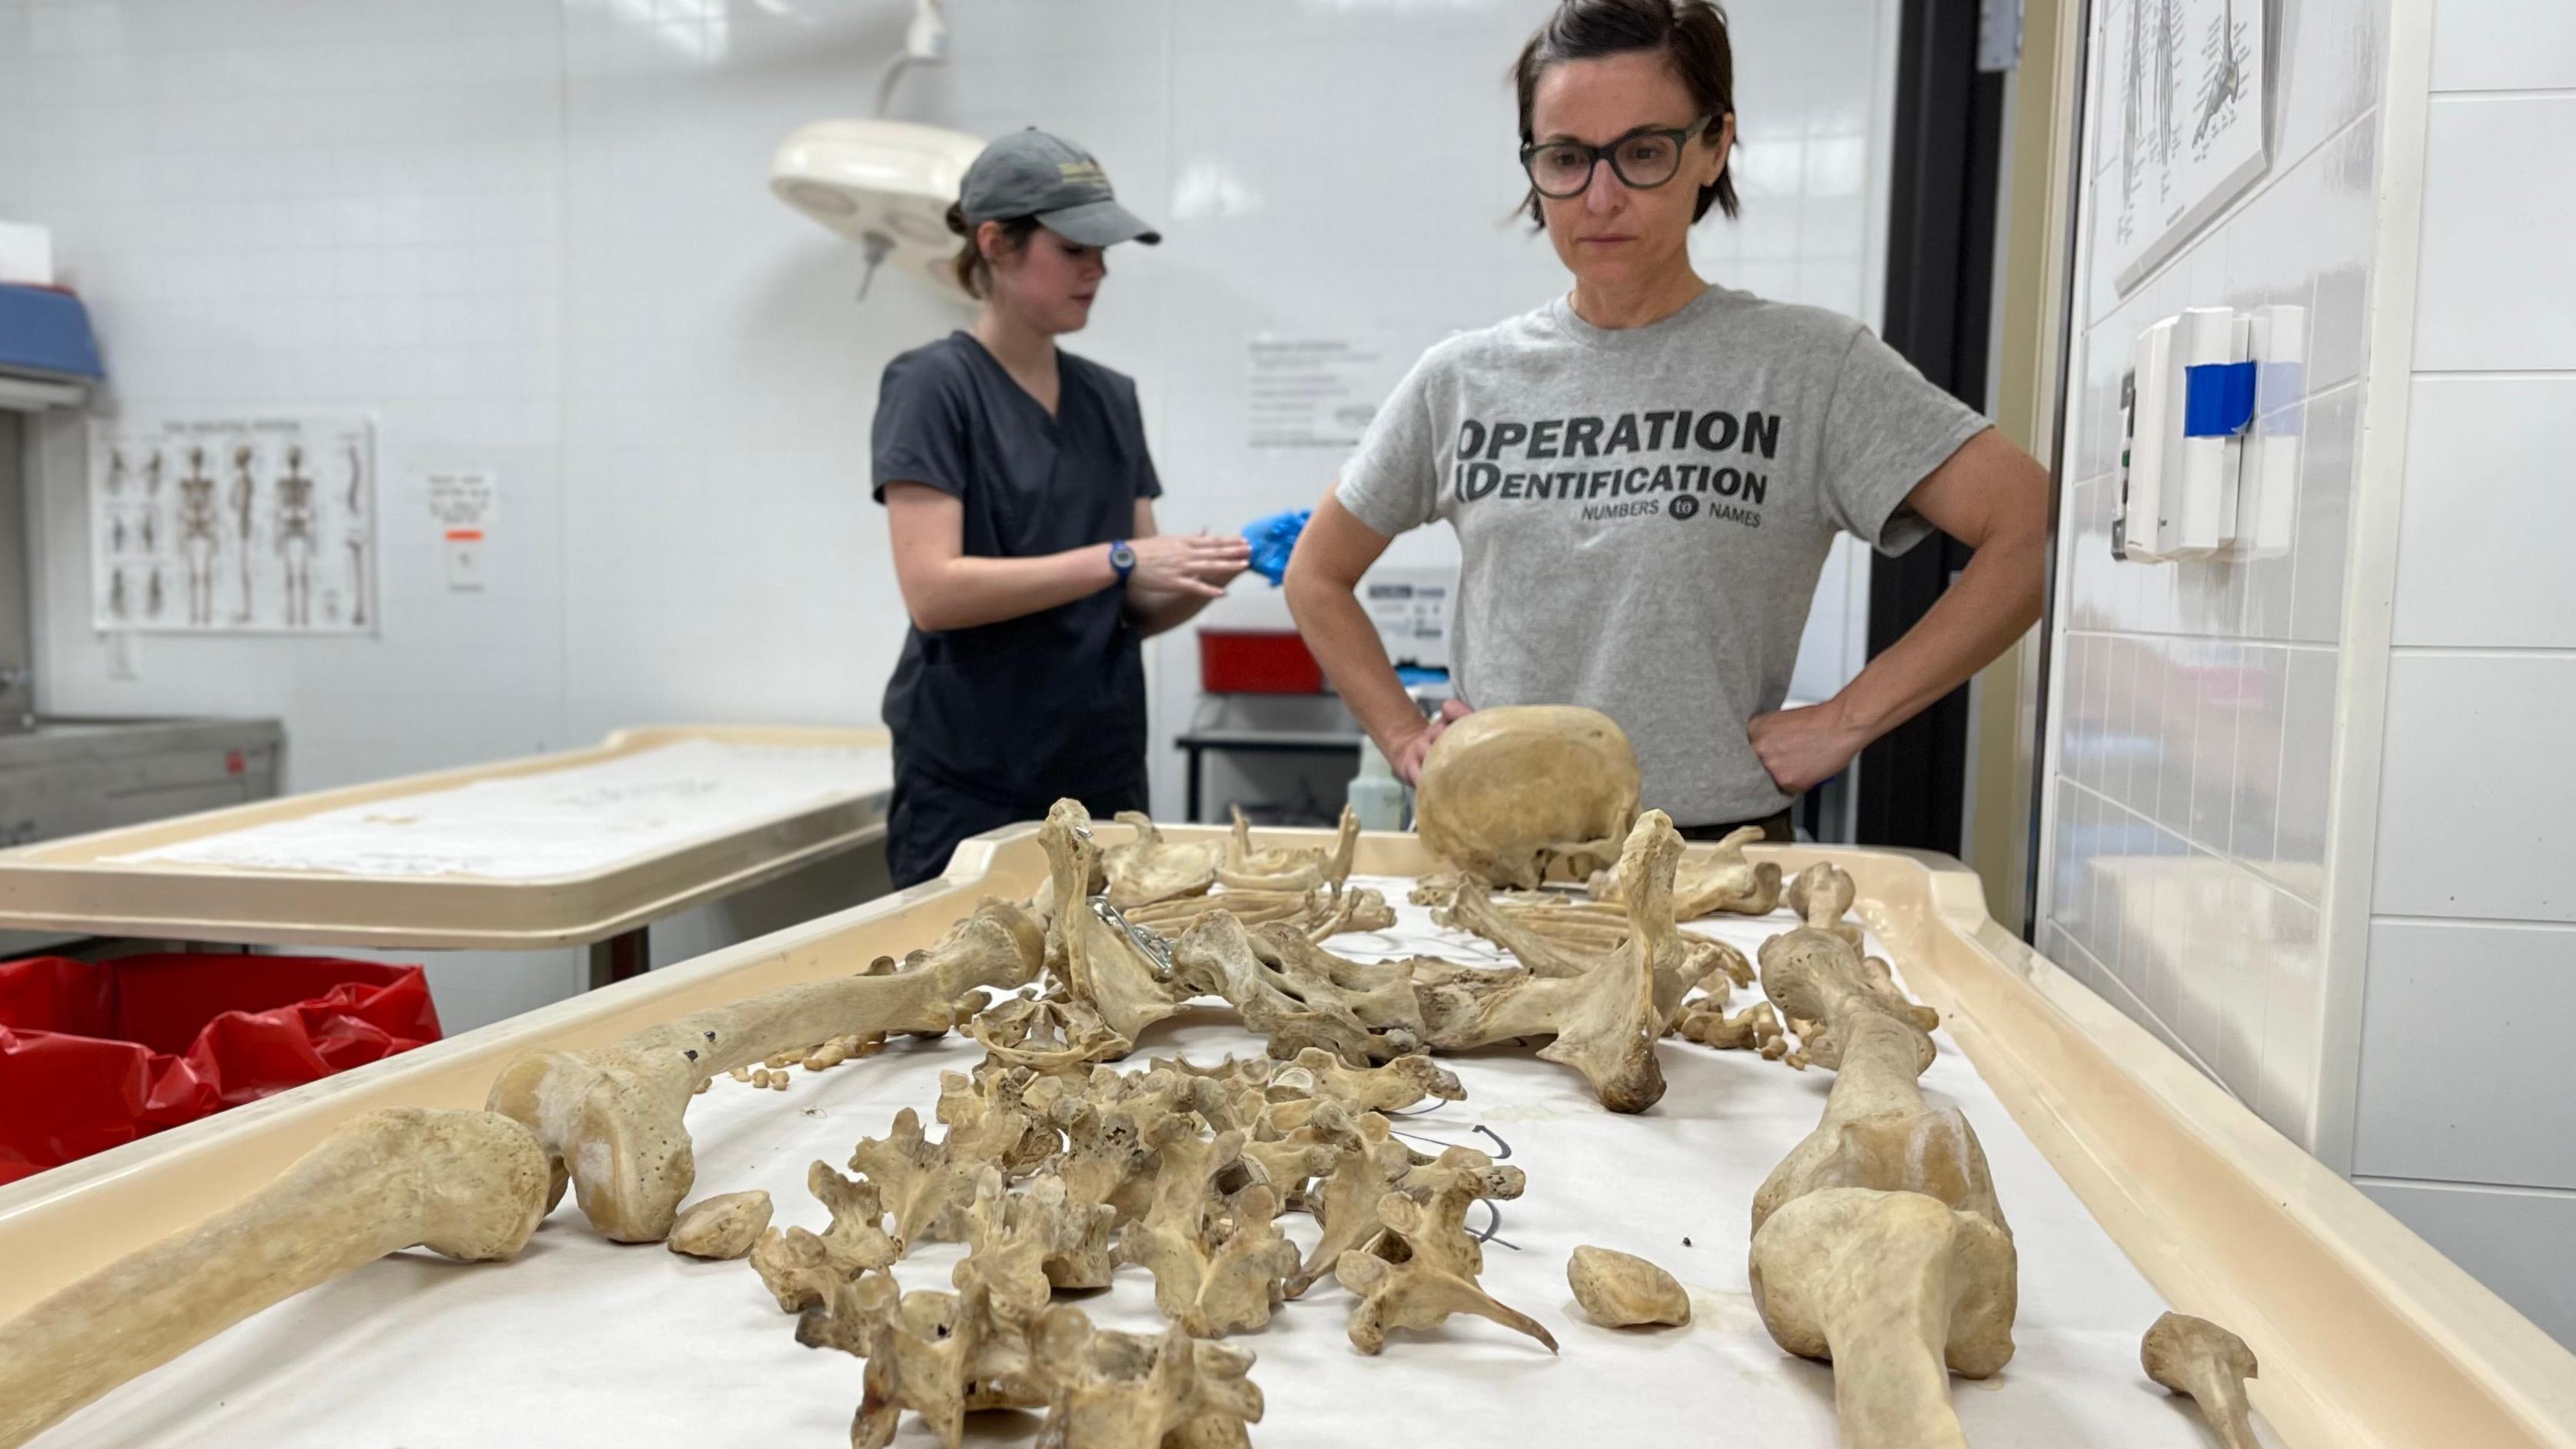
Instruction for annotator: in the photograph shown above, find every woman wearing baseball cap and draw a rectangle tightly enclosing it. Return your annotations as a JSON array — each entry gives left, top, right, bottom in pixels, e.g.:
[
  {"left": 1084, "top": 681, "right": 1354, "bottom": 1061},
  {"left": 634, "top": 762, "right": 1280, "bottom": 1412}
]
[{"left": 872, "top": 128, "right": 1250, "bottom": 888}]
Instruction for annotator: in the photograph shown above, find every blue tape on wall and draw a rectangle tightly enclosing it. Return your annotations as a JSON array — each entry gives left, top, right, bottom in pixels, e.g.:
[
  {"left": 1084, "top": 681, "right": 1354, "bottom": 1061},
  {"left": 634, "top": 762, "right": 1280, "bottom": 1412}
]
[
  {"left": 0, "top": 284, "right": 104, "bottom": 380},
  {"left": 2182, "top": 360, "right": 2257, "bottom": 438}
]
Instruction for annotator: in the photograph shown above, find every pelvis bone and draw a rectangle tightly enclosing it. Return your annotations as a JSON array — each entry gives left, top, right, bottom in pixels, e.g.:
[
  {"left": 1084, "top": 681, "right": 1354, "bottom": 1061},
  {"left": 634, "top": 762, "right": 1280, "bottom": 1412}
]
[
  {"left": 1041, "top": 801, "right": 1190, "bottom": 1045},
  {"left": 1410, "top": 810, "right": 1714, "bottom": 1112}
]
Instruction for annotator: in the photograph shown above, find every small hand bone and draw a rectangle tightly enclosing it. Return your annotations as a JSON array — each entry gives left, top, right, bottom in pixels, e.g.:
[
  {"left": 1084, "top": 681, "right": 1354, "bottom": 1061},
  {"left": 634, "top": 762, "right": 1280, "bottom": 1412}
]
[
  {"left": 1747, "top": 1186, "right": 2018, "bottom": 1449},
  {"left": 488, "top": 897, "right": 1041, "bottom": 1242},
  {"left": 667, "top": 1189, "right": 772, "bottom": 1260},
  {"left": 2143, "top": 1311, "right": 2262, "bottom": 1449},
  {"left": 1674, "top": 996, "right": 1791, "bottom": 1059},
  {"left": 0, "top": 1109, "right": 549, "bottom": 1449},
  {"left": 1567, "top": 1245, "right": 1692, "bottom": 1328}
]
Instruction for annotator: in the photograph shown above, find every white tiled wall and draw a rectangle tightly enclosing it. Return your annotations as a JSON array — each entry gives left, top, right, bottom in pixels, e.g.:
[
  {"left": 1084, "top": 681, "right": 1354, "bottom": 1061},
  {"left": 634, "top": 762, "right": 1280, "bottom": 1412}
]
[
  {"left": 2042, "top": 0, "right": 2576, "bottom": 1349},
  {"left": 2346, "top": 0, "right": 2576, "bottom": 1348},
  {"left": 2037, "top": 0, "right": 2388, "bottom": 1147},
  {"left": 0, "top": 0, "right": 1900, "bottom": 1027}
]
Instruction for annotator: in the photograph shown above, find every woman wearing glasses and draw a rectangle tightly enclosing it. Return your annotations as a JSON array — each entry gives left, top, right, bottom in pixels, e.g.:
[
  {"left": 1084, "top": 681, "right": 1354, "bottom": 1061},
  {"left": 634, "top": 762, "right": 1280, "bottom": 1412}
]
[{"left": 1285, "top": 0, "right": 2048, "bottom": 842}]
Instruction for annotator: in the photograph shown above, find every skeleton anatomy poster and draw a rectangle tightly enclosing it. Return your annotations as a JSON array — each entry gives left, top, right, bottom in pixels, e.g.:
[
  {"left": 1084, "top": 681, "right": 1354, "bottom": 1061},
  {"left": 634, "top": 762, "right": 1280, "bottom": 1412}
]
[{"left": 89, "top": 414, "right": 377, "bottom": 634}]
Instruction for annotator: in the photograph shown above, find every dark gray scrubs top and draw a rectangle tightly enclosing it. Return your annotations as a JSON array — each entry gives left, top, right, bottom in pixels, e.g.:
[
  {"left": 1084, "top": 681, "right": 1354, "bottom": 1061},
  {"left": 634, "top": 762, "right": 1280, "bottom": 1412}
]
[{"left": 871, "top": 332, "right": 1161, "bottom": 803}]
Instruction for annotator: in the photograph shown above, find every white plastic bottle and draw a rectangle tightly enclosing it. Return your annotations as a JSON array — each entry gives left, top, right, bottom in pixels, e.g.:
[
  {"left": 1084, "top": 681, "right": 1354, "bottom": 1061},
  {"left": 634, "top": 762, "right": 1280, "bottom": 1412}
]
[{"left": 1348, "top": 735, "right": 1406, "bottom": 831}]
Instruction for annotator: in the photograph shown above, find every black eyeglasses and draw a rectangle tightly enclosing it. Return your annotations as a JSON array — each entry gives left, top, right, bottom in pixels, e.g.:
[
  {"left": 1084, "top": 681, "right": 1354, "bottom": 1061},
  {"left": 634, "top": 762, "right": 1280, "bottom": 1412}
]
[{"left": 1520, "top": 116, "right": 1718, "bottom": 199}]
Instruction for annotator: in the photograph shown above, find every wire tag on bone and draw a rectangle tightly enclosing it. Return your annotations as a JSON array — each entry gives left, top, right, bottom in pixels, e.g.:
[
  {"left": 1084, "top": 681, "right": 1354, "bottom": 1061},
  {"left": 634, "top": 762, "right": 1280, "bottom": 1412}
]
[{"left": 1090, "top": 895, "right": 1174, "bottom": 973}]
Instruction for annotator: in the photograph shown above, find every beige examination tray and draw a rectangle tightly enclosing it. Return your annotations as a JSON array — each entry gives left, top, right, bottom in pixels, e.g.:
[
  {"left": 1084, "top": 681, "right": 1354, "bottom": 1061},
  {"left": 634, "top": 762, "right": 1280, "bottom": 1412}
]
[
  {"left": 0, "top": 724, "right": 892, "bottom": 950},
  {"left": 1, "top": 825, "right": 2569, "bottom": 1447}
]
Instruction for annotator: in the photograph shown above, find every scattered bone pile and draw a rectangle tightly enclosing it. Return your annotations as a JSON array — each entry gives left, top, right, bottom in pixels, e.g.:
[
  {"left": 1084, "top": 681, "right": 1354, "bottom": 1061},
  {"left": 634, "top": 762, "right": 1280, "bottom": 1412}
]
[
  {"left": 0, "top": 778, "right": 2272, "bottom": 1449},
  {"left": 751, "top": 1044, "right": 1542, "bottom": 1445},
  {"left": 1160, "top": 804, "right": 1725, "bottom": 1114}
]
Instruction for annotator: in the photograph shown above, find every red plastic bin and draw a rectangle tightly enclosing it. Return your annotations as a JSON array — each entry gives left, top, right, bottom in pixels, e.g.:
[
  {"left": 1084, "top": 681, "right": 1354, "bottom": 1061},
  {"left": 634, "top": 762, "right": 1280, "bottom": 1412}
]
[
  {"left": 1197, "top": 628, "right": 1326, "bottom": 695},
  {"left": 0, "top": 953, "right": 442, "bottom": 1185}
]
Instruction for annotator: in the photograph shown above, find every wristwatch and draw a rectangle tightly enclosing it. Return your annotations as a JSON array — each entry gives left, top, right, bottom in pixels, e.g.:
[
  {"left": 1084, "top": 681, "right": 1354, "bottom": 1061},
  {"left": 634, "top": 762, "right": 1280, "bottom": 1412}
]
[{"left": 1107, "top": 540, "right": 1137, "bottom": 582}]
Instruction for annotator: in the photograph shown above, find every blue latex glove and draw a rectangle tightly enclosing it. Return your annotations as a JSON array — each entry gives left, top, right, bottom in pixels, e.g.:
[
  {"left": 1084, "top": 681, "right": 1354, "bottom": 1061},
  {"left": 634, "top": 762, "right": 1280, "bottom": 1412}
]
[{"left": 1241, "top": 507, "right": 1311, "bottom": 587}]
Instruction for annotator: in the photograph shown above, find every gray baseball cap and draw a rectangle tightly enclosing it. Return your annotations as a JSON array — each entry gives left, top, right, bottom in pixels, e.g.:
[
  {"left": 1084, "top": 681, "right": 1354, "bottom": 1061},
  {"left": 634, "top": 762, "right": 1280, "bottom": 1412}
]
[{"left": 961, "top": 128, "right": 1162, "bottom": 247}]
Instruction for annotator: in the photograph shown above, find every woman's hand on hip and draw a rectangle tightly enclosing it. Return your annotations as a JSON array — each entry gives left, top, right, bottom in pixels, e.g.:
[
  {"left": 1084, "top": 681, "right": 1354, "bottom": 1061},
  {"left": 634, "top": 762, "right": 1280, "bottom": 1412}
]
[
  {"left": 1389, "top": 698, "right": 1472, "bottom": 787},
  {"left": 1129, "top": 532, "right": 1250, "bottom": 598},
  {"left": 1748, "top": 700, "right": 1869, "bottom": 794}
]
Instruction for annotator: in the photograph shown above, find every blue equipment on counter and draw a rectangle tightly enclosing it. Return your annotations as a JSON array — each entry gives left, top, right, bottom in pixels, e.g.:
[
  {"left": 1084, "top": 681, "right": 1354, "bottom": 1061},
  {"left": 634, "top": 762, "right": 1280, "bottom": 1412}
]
[
  {"left": 1240, "top": 507, "right": 1310, "bottom": 586},
  {"left": 0, "top": 284, "right": 104, "bottom": 382}
]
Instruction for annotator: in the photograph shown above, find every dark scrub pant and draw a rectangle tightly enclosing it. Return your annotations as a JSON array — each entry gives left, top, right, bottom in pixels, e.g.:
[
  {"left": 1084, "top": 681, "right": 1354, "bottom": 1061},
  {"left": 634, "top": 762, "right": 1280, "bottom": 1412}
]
[{"left": 885, "top": 768, "right": 1149, "bottom": 890}]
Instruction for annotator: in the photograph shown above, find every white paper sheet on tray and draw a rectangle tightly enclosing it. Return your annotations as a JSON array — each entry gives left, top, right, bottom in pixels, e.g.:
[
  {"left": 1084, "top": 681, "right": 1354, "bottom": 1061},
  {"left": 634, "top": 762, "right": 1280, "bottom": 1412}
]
[
  {"left": 104, "top": 740, "right": 895, "bottom": 882},
  {"left": 41, "top": 875, "right": 2278, "bottom": 1448}
]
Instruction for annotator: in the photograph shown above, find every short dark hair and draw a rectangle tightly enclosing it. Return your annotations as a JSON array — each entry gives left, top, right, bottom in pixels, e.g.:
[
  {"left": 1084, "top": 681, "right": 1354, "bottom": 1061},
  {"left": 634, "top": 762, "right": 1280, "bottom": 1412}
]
[
  {"left": 1512, "top": 0, "right": 1740, "bottom": 227},
  {"left": 944, "top": 203, "right": 1043, "bottom": 299}
]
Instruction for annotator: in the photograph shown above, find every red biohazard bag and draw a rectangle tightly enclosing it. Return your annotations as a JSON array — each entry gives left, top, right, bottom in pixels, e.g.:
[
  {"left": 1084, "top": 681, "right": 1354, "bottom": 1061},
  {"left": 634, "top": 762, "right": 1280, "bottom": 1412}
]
[{"left": 0, "top": 953, "right": 441, "bottom": 1185}]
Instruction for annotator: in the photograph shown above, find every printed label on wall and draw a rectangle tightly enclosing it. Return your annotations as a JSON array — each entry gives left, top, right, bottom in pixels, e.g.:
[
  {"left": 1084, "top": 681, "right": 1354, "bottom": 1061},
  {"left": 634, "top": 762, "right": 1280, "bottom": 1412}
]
[
  {"left": 1247, "top": 333, "right": 1397, "bottom": 449},
  {"left": 88, "top": 415, "right": 377, "bottom": 635},
  {"left": 2096, "top": 0, "right": 2269, "bottom": 293}
]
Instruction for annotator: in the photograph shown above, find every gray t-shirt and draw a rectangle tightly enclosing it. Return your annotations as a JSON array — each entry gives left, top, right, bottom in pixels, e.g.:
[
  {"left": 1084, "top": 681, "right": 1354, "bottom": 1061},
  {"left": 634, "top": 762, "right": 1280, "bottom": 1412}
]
[{"left": 1336, "top": 285, "right": 1989, "bottom": 825}]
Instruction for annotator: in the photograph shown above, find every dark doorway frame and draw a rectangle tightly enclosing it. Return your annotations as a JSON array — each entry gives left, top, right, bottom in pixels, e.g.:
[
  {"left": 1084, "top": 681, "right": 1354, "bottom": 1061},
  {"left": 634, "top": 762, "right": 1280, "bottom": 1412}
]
[{"left": 1853, "top": 0, "right": 2011, "bottom": 854}]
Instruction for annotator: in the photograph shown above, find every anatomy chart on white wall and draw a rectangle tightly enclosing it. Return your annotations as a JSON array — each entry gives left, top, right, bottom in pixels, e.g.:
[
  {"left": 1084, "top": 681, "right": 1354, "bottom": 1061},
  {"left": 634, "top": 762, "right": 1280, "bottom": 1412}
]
[
  {"left": 2093, "top": 0, "right": 2267, "bottom": 293},
  {"left": 88, "top": 415, "right": 377, "bottom": 634}
]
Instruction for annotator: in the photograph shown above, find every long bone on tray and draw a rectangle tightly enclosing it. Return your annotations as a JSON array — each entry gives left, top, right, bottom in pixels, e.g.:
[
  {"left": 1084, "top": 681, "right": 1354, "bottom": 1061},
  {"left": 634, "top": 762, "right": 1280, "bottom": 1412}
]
[
  {"left": 1743, "top": 862, "right": 2018, "bottom": 1449},
  {"left": 0, "top": 1108, "right": 554, "bottom": 1449},
  {"left": 489, "top": 896, "right": 1047, "bottom": 1242}
]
